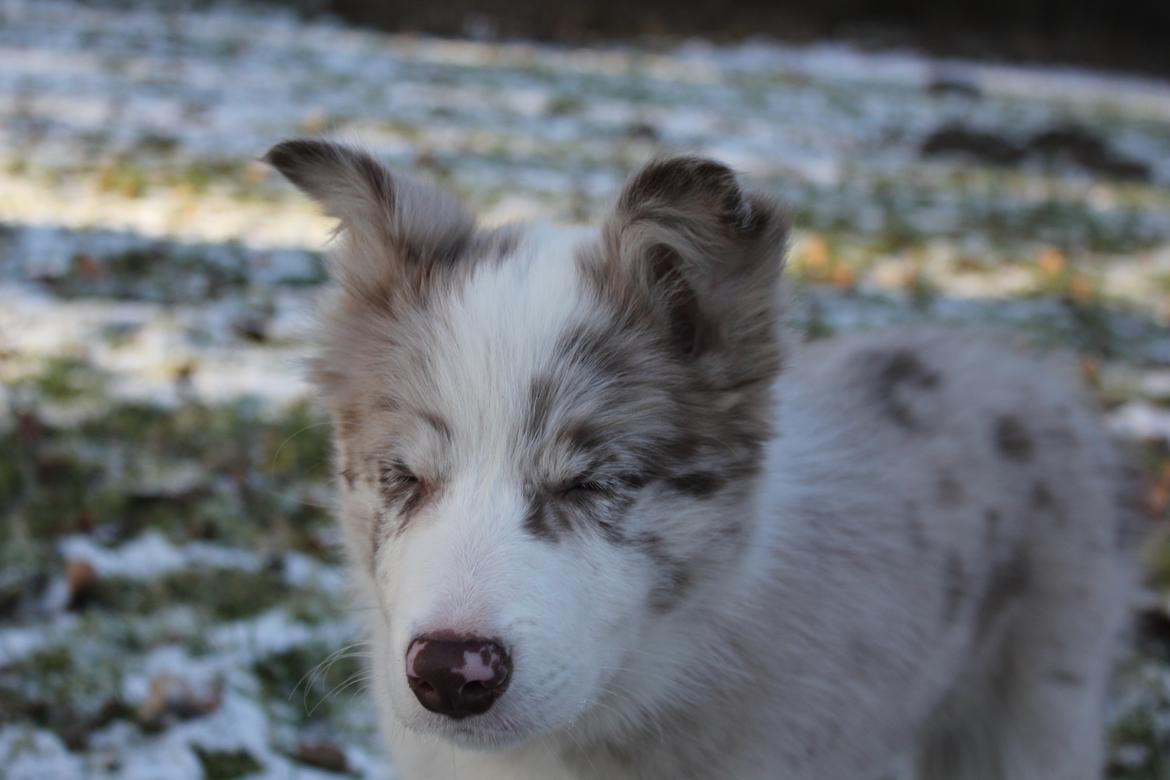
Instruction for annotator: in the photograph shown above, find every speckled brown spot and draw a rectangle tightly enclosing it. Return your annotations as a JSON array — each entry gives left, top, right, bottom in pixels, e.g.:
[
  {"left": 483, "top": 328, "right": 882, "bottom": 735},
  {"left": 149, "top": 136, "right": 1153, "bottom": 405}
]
[
  {"left": 1031, "top": 481, "right": 1055, "bottom": 508},
  {"left": 983, "top": 508, "right": 1002, "bottom": 550},
  {"left": 667, "top": 472, "right": 727, "bottom": 498},
  {"left": 421, "top": 411, "right": 451, "bottom": 442},
  {"left": 1114, "top": 458, "right": 1149, "bottom": 550},
  {"left": 905, "top": 503, "right": 928, "bottom": 552},
  {"left": 937, "top": 472, "right": 964, "bottom": 506},
  {"left": 632, "top": 533, "right": 693, "bottom": 612},
  {"left": 977, "top": 551, "right": 1031, "bottom": 634},
  {"left": 1030, "top": 481, "right": 1063, "bottom": 526},
  {"left": 1045, "top": 668, "right": 1085, "bottom": 687},
  {"left": 869, "top": 349, "right": 940, "bottom": 430},
  {"left": 942, "top": 553, "right": 967, "bottom": 624},
  {"left": 994, "top": 415, "right": 1034, "bottom": 461}
]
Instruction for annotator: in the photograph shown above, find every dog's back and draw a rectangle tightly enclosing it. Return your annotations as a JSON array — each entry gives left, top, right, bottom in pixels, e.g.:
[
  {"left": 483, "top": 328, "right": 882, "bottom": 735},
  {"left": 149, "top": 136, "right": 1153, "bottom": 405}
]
[{"left": 743, "top": 329, "right": 1140, "bottom": 779}]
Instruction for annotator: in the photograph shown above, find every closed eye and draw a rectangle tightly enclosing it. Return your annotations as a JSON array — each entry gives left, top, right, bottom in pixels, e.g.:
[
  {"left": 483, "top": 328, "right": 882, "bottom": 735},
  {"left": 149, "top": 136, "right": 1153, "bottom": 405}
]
[
  {"left": 563, "top": 480, "right": 602, "bottom": 494},
  {"left": 556, "top": 477, "right": 617, "bottom": 501},
  {"left": 378, "top": 460, "right": 434, "bottom": 518},
  {"left": 380, "top": 461, "right": 422, "bottom": 488}
]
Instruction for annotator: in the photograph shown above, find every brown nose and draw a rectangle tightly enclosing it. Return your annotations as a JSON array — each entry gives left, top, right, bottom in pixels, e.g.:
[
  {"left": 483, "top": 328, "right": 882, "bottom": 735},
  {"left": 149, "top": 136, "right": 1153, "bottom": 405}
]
[{"left": 405, "top": 637, "right": 511, "bottom": 719}]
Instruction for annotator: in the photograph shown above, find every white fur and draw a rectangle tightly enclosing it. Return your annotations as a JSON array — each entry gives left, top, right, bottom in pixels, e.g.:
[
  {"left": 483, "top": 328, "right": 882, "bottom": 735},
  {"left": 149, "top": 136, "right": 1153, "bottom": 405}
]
[{"left": 367, "top": 226, "right": 655, "bottom": 752}]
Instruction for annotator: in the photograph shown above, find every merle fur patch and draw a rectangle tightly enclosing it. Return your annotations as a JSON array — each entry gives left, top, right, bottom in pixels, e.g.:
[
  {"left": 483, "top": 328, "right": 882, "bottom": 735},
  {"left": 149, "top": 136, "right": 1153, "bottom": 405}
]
[
  {"left": 942, "top": 553, "right": 967, "bottom": 624},
  {"left": 994, "top": 415, "right": 1034, "bottom": 461},
  {"left": 937, "top": 471, "right": 963, "bottom": 506},
  {"left": 1030, "top": 481, "right": 1056, "bottom": 511},
  {"left": 976, "top": 551, "right": 1032, "bottom": 634},
  {"left": 983, "top": 508, "right": 1002, "bottom": 550},
  {"left": 632, "top": 532, "right": 694, "bottom": 612},
  {"left": 668, "top": 472, "right": 728, "bottom": 498},
  {"left": 905, "top": 502, "right": 928, "bottom": 552},
  {"left": 867, "top": 349, "right": 940, "bottom": 429}
]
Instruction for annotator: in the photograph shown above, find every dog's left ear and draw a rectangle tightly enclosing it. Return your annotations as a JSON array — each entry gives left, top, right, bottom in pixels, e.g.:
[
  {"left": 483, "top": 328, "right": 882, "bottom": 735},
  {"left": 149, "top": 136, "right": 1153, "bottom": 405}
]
[{"left": 599, "top": 157, "right": 788, "bottom": 373}]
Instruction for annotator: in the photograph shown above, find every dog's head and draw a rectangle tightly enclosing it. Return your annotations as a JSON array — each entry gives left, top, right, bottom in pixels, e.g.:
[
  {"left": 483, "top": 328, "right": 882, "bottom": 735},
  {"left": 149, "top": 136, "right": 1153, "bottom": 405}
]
[{"left": 267, "top": 140, "right": 788, "bottom": 748}]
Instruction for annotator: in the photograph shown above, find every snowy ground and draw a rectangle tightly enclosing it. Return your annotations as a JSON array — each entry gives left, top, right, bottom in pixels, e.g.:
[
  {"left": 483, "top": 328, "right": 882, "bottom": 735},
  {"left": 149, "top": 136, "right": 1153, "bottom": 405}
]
[{"left": 1, "top": 1, "right": 1170, "bottom": 777}]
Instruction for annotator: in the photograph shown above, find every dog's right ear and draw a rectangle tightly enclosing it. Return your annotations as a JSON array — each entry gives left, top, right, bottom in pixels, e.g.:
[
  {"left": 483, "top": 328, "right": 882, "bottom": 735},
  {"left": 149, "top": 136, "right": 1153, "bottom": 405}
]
[
  {"left": 264, "top": 139, "right": 477, "bottom": 305},
  {"left": 596, "top": 157, "right": 788, "bottom": 387}
]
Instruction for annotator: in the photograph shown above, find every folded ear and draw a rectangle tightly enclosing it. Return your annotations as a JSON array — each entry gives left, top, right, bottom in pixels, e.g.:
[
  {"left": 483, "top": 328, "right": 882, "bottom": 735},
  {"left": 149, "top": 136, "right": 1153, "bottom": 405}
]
[
  {"left": 598, "top": 157, "right": 789, "bottom": 383},
  {"left": 264, "top": 139, "right": 477, "bottom": 306}
]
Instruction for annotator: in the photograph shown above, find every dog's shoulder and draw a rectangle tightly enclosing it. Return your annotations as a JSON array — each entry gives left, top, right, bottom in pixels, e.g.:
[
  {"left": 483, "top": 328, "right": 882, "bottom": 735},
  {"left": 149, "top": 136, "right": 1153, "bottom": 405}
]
[{"left": 783, "top": 326, "right": 1092, "bottom": 441}]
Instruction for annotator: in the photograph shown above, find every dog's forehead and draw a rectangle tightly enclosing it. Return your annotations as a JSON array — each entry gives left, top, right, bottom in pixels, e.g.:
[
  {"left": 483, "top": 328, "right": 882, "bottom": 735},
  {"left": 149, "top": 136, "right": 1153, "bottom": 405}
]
[{"left": 423, "top": 223, "right": 597, "bottom": 442}]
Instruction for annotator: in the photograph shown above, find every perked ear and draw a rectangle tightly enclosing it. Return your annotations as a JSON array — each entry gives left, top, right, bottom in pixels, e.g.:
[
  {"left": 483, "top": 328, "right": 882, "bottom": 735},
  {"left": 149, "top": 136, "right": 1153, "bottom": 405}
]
[
  {"left": 601, "top": 156, "right": 789, "bottom": 372},
  {"left": 264, "top": 139, "right": 477, "bottom": 306}
]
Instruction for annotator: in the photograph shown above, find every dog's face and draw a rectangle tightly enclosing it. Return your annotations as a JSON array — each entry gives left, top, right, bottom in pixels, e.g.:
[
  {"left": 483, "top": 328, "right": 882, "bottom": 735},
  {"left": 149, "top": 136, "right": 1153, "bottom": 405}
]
[{"left": 267, "top": 141, "right": 788, "bottom": 749}]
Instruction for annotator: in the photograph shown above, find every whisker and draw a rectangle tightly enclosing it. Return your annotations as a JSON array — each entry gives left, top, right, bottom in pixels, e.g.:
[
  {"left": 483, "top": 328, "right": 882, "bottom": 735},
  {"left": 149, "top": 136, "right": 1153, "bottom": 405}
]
[
  {"left": 307, "top": 671, "right": 372, "bottom": 716},
  {"left": 270, "top": 420, "right": 334, "bottom": 471},
  {"left": 291, "top": 639, "right": 371, "bottom": 707}
]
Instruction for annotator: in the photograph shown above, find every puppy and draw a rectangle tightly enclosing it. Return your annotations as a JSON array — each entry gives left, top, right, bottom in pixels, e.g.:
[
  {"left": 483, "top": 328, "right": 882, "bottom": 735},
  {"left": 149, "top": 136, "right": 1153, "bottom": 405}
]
[{"left": 266, "top": 139, "right": 1140, "bottom": 780}]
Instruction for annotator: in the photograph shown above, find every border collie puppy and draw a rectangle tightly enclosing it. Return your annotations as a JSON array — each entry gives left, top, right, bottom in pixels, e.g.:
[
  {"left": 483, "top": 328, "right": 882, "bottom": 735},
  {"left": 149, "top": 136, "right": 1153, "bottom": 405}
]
[{"left": 267, "top": 139, "right": 1139, "bottom": 780}]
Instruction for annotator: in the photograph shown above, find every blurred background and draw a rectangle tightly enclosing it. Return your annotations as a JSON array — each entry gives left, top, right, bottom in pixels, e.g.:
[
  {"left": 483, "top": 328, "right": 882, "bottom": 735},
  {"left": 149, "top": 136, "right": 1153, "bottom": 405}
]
[{"left": 1, "top": 1, "right": 1169, "bottom": 777}]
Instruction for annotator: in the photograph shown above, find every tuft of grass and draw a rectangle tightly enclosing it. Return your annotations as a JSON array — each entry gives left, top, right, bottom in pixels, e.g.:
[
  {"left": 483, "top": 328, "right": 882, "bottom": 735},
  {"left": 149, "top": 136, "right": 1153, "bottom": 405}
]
[
  {"left": 1109, "top": 686, "right": 1170, "bottom": 780},
  {"left": 0, "top": 643, "right": 132, "bottom": 750},
  {"left": 79, "top": 567, "right": 292, "bottom": 622},
  {"left": 95, "top": 163, "right": 149, "bottom": 198},
  {"left": 0, "top": 427, "right": 27, "bottom": 524},
  {"left": 544, "top": 93, "right": 584, "bottom": 116},
  {"left": 137, "top": 132, "right": 180, "bottom": 154},
  {"left": 51, "top": 246, "right": 251, "bottom": 303},
  {"left": 6, "top": 366, "right": 335, "bottom": 552},
  {"left": 14, "top": 355, "right": 107, "bottom": 402},
  {"left": 906, "top": 264, "right": 938, "bottom": 311},
  {"left": 801, "top": 298, "right": 836, "bottom": 341},
  {"left": 1145, "top": 531, "right": 1170, "bottom": 592},
  {"left": 194, "top": 747, "right": 263, "bottom": 780}
]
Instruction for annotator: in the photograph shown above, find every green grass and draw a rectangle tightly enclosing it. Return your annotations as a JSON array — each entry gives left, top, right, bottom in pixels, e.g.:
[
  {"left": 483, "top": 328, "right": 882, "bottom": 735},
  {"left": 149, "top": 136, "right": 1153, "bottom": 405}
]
[
  {"left": 3, "top": 359, "right": 335, "bottom": 553},
  {"left": 12, "top": 355, "right": 108, "bottom": 403},
  {"left": 79, "top": 568, "right": 292, "bottom": 622},
  {"left": 195, "top": 747, "right": 264, "bottom": 780},
  {"left": 0, "top": 644, "right": 131, "bottom": 750}
]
